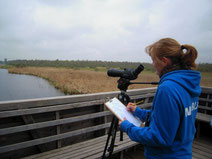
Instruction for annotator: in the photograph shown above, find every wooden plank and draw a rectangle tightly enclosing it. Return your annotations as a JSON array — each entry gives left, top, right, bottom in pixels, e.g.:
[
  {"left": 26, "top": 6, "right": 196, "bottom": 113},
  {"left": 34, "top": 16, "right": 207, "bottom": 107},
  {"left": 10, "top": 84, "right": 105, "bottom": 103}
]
[
  {"left": 0, "top": 92, "right": 117, "bottom": 111},
  {"left": 0, "top": 100, "right": 106, "bottom": 118},
  {"left": 192, "top": 151, "right": 210, "bottom": 159},
  {"left": 72, "top": 138, "right": 134, "bottom": 159},
  {"left": 22, "top": 135, "right": 108, "bottom": 159},
  {"left": 69, "top": 135, "right": 131, "bottom": 159},
  {"left": 0, "top": 123, "right": 110, "bottom": 153},
  {"left": 0, "top": 111, "right": 111, "bottom": 136},
  {"left": 192, "top": 147, "right": 212, "bottom": 159},
  {"left": 0, "top": 92, "right": 155, "bottom": 118},
  {"left": 198, "top": 105, "right": 212, "bottom": 111},
  {"left": 199, "top": 98, "right": 212, "bottom": 103},
  {"left": 33, "top": 139, "right": 106, "bottom": 159},
  {"left": 49, "top": 138, "right": 123, "bottom": 159},
  {"left": 52, "top": 137, "right": 117, "bottom": 159},
  {"left": 193, "top": 143, "right": 212, "bottom": 154},
  {"left": 63, "top": 135, "right": 132, "bottom": 159},
  {"left": 0, "top": 88, "right": 157, "bottom": 111},
  {"left": 130, "top": 93, "right": 155, "bottom": 100},
  {"left": 201, "top": 87, "right": 212, "bottom": 94},
  {"left": 196, "top": 113, "right": 211, "bottom": 123},
  {"left": 193, "top": 140, "right": 212, "bottom": 150},
  {"left": 23, "top": 132, "right": 128, "bottom": 159},
  {"left": 127, "top": 87, "right": 157, "bottom": 95},
  {"left": 84, "top": 139, "right": 138, "bottom": 159},
  {"left": 58, "top": 141, "right": 107, "bottom": 159}
]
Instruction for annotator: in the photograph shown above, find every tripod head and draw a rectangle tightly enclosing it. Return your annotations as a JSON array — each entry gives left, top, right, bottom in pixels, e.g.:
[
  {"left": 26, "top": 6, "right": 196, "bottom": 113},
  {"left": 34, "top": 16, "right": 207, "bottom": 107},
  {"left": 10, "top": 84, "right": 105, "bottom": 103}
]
[{"left": 117, "top": 78, "right": 130, "bottom": 92}]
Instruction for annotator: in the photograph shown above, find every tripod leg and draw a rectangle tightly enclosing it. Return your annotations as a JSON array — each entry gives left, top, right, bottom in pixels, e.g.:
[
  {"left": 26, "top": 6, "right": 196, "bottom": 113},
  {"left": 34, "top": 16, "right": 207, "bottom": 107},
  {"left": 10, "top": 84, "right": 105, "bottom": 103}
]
[
  {"left": 108, "top": 118, "right": 118, "bottom": 158},
  {"left": 120, "top": 130, "right": 123, "bottom": 141},
  {"left": 102, "top": 116, "right": 117, "bottom": 159}
]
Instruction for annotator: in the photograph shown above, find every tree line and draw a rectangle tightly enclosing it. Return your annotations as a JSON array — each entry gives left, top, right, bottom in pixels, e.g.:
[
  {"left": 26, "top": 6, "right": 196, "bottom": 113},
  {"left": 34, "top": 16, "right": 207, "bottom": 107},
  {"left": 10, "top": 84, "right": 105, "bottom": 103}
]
[
  {"left": 3, "top": 59, "right": 154, "bottom": 71},
  {"left": 1, "top": 59, "right": 212, "bottom": 72}
]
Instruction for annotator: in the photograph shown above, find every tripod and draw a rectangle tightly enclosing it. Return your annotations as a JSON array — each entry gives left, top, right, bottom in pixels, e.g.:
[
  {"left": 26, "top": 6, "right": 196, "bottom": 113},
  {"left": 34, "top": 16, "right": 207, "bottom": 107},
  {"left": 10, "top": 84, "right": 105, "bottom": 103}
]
[{"left": 102, "top": 77, "right": 158, "bottom": 159}]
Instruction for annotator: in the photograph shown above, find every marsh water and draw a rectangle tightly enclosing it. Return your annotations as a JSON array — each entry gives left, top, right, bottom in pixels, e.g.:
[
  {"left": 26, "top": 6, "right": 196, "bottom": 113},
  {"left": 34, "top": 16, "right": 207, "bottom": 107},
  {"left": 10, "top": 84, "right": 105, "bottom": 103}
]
[{"left": 0, "top": 69, "right": 65, "bottom": 101}]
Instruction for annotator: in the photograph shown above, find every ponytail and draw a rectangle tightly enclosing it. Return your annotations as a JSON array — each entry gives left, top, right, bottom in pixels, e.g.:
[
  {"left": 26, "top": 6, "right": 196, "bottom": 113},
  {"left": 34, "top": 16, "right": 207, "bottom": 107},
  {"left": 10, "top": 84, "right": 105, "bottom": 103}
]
[
  {"left": 180, "top": 45, "right": 198, "bottom": 70},
  {"left": 146, "top": 38, "right": 198, "bottom": 71}
]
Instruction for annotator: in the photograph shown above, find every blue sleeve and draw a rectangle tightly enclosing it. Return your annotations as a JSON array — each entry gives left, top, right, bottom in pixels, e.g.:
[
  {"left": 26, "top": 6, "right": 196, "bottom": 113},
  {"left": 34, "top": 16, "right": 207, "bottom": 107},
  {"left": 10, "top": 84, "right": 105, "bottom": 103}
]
[
  {"left": 133, "top": 107, "right": 151, "bottom": 122},
  {"left": 120, "top": 85, "right": 180, "bottom": 147}
]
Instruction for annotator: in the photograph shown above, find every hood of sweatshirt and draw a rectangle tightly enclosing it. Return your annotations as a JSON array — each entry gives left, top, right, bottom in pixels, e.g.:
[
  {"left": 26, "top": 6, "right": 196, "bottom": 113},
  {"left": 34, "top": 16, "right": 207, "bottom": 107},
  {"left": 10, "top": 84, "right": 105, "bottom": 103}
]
[{"left": 159, "top": 70, "right": 201, "bottom": 97}]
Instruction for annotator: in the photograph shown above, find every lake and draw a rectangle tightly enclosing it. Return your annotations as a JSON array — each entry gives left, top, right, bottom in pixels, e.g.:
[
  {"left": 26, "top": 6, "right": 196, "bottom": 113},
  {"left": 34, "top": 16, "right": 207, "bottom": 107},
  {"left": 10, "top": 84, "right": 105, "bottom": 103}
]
[{"left": 0, "top": 69, "right": 65, "bottom": 101}]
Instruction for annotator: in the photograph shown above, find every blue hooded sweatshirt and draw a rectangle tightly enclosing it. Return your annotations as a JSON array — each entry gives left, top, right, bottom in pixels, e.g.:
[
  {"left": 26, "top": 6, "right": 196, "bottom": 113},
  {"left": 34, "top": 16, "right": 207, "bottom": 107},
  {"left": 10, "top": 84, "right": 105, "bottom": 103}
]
[{"left": 120, "top": 70, "right": 201, "bottom": 159}]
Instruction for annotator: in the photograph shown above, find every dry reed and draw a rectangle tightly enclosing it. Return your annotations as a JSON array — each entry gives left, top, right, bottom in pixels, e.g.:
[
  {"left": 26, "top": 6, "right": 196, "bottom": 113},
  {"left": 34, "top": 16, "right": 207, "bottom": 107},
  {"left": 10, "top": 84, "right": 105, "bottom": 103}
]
[{"left": 8, "top": 67, "right": 212, "bottom": 95}]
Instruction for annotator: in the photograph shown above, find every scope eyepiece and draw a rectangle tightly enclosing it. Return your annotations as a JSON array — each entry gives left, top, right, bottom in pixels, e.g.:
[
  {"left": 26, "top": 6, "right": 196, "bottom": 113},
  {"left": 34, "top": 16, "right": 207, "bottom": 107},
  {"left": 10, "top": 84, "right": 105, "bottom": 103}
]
[{"left": 134, "top": 64, "right": 144, "bottom": 76}]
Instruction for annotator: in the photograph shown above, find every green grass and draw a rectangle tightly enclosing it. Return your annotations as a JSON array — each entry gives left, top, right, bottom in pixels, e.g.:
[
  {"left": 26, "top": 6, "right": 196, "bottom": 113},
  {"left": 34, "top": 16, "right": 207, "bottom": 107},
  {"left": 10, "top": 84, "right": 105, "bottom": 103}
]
[{"left": 0, "top": 65, "right": 15, "bottom": 69}]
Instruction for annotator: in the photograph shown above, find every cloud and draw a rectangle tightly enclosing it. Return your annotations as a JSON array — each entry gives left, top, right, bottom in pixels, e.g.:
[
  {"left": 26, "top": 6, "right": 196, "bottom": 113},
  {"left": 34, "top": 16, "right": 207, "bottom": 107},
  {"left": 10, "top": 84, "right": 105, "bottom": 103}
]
[{"left": 0, "top": 0, "right": 212, "bottom": 63}]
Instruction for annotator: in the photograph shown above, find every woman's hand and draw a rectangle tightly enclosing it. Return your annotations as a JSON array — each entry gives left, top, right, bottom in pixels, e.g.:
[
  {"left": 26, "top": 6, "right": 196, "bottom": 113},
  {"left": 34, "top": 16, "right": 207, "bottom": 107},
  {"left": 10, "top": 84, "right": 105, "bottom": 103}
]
[
  {"left": 119, "top": 103, "right": 137, "bottom": 126},
  {"left": 119, "top": 117, "right": 127, "bottom": 126},
  {"left": 126, "top": 102, "right": 137, "bottom": 113}
]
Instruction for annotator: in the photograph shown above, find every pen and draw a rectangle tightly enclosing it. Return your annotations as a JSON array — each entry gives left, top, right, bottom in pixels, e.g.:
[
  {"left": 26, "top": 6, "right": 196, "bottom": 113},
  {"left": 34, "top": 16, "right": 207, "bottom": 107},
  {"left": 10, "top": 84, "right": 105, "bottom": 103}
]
[{"left": 135, "top": 100, "right": 144, "bottom": 105}]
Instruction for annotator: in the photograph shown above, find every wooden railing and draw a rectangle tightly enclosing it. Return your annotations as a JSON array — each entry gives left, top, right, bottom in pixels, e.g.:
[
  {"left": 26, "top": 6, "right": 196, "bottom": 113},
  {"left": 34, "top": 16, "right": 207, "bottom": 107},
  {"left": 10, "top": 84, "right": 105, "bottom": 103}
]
[
  {"left": 197, "top": 87, "right": 212, "bottom": 122},
  {"left": 0, "top": 88, "right": 156, "bottom": 159},
  {"left": 195, "top": 87, "right": 212, "bottom": 139},
  {"left": 0, "top": 87, "right": 211, "bottom": 159}
]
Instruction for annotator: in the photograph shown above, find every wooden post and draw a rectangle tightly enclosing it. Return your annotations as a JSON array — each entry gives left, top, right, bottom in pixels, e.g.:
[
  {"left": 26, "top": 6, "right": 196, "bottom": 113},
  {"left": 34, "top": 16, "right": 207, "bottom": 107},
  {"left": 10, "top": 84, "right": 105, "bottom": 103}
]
[
  {"left": 56, "top": 111, "right": 61, "bottom": 148},
  {"left": 205, "top": 94, "right": 209, "bottom": 114},
  {"left": 144, "top": 97, "right": 149, "bottom": 105},
  {"left": 196, "top": 121, "right": 200, "bottom": 139}
]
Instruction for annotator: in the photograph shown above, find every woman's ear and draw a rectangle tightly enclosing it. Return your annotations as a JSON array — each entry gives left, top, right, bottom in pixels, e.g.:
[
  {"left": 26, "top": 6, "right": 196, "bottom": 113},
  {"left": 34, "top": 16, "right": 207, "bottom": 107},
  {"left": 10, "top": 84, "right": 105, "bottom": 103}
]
[{"left": 161, "top": 57, "right": 172, "bottom": 66}]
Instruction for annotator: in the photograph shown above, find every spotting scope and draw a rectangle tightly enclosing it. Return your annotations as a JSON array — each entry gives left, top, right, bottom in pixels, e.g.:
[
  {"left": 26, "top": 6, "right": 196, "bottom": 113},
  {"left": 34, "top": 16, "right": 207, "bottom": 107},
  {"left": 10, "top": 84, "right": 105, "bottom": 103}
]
[{"left": 107, "top": 64, "right": 144, "bottom": 80}]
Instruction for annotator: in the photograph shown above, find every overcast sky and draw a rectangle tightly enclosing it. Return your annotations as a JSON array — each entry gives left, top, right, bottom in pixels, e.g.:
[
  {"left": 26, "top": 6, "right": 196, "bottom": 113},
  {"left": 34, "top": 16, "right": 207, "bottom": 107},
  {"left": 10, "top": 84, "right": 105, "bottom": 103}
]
[{"left": 0, "top": 0, "right": 211, "bottom": 63}]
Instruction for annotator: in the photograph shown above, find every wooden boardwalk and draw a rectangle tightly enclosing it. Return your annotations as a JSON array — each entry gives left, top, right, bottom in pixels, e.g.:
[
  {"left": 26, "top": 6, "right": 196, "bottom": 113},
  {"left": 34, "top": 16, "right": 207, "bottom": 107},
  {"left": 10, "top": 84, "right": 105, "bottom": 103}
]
[{"left": 0, "top": 87, "right": 211, "bottom": 159}]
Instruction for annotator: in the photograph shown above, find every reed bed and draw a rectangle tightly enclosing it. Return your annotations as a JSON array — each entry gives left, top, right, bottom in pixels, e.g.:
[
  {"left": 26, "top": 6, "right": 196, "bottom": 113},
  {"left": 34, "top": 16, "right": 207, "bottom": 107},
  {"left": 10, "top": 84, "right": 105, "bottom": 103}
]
[
  {"left": 8, "top": 67, "right": 211, "bottom": 95},
  {"left": 8, "top": 67, "right": 159, "bottom": 94}
]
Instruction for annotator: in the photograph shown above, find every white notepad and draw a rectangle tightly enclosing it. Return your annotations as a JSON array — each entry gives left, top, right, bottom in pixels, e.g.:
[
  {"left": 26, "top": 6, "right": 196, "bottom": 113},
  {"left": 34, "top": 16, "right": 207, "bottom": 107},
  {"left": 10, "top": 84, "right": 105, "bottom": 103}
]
[{"left": 104, "top": 97, "right": 142, "bottom": 127}]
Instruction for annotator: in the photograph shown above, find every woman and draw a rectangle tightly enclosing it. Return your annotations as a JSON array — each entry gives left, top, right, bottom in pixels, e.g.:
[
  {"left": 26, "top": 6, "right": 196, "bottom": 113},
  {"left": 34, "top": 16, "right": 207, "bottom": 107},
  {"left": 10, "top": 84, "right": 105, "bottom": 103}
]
[{"left": 119, "top": 38, "right": 201, "bottom": 159}]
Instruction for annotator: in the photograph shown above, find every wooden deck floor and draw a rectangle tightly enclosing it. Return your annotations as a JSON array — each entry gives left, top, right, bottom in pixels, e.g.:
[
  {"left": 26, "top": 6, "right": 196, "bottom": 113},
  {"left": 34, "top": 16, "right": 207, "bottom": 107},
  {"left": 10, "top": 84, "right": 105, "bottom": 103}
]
[
  {"left": 123, "top": 138, "right": 212, "bottom": 159},
  {"left": 192, "top": 138, "right": 212, "bottom": 159}
]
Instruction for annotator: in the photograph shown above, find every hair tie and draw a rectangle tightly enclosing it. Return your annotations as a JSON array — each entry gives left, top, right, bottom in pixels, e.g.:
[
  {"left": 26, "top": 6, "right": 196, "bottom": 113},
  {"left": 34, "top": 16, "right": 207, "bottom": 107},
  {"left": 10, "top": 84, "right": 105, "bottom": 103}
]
[{"left": 181, "top": 45, "right": 186, "bottom": 50}]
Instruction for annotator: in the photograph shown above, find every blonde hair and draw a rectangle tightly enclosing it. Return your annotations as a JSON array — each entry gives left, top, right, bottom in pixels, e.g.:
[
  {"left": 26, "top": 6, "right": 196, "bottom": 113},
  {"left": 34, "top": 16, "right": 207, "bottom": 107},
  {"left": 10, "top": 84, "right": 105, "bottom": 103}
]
[{"left": 145, "top": 38, "right": 198, "bottom": 70}]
